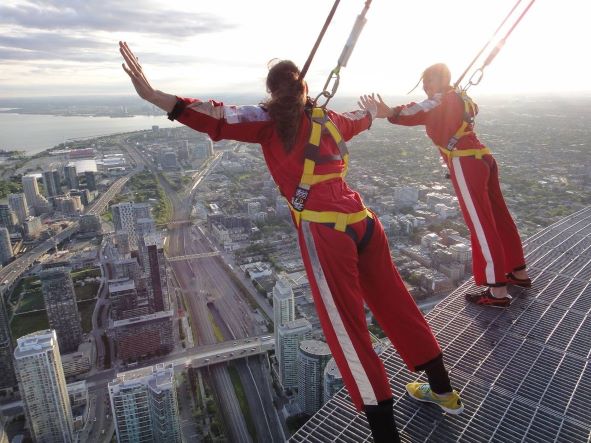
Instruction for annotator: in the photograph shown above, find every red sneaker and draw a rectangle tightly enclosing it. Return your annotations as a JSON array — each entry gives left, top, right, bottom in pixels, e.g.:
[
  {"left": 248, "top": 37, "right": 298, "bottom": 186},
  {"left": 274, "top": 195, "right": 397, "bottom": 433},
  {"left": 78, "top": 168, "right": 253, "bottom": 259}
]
[
  {"left": 506, "top": 273, "right": 532, "bottom": 288},
  {"left": 465, "top": 289, "right": 512, "bottom": 307}
]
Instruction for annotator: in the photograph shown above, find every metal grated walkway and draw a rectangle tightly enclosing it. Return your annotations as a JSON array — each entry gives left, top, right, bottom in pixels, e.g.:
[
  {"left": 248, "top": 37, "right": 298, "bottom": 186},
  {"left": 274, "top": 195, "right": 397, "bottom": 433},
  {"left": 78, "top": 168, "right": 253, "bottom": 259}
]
[{"left": 291, "top": 206, "right": 591, "bottom": 442}]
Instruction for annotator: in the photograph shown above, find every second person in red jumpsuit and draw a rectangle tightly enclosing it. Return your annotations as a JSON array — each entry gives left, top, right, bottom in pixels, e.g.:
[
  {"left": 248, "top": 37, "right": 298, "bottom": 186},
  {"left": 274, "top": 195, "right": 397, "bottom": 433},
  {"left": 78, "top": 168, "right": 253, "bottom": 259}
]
[
  {"left": 119, "top": 43, "right": 464, "bottom": 442},
  {"left": 360, "top": 63, "right": 531, "bottom": 307}
]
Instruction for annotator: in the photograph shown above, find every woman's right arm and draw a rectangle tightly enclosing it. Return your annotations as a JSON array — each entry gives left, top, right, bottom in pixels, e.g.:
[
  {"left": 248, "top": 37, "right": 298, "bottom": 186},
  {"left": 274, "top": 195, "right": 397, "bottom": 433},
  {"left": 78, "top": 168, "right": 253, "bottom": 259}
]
[{"left": 359, "top": 93, "right": 436, "bottom": 127}]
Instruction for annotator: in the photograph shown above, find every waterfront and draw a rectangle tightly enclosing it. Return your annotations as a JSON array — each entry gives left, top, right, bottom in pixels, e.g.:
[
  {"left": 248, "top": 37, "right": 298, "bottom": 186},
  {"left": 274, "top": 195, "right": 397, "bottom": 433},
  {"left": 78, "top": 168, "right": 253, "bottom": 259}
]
[{"left": 0, "top": 112, "right": 181, "bottom": 154}]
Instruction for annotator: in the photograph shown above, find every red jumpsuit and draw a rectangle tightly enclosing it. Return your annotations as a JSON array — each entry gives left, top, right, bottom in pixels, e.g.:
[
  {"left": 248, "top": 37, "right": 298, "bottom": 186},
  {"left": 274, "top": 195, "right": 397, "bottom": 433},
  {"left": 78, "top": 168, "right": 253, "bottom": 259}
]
[
  {"left": 388, "top": 88, "right": 526, "bottom": 286},
  {"left": 174, "top": 97, "right": 443, "bottom": 410}
]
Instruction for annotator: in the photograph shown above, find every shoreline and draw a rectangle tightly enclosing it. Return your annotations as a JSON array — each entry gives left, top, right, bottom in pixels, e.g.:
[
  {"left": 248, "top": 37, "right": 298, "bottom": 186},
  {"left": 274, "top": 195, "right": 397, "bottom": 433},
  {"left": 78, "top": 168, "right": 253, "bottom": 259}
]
[{"left": 0, "top": 110, "right": 154, "bottom": 119}]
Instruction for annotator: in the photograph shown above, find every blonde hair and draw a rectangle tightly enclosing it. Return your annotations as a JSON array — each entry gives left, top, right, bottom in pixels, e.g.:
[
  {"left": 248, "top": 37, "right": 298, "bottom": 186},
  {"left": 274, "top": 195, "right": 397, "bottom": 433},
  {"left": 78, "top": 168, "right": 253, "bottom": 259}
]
[{"left": 423, "top": 63, "right": 451, "bottom": 85}]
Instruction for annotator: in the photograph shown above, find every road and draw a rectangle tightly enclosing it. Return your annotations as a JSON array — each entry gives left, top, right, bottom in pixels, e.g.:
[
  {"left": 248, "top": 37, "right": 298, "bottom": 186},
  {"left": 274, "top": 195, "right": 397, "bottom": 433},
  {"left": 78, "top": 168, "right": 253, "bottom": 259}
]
[
  {"left": 166, "top": 176, "right": 283, "bottom": 441},
  {"left": 0, "top": 174, "right": 130, "bottom": 295},
  {"left": 119, "top": 139, "right": 284, "bottom": 442}
]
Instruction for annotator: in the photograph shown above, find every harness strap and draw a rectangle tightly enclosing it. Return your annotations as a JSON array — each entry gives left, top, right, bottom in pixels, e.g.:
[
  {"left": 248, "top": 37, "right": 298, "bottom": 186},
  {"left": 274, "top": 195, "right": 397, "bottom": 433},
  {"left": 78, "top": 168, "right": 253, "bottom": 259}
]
[
  {"left": 438, "top": 146, "right": 491, "bottom": 160},
  {"left": 289, "top": 204, "right": 373, "bottom": 232},
  {"left": 293, "top": 107, "right": 349, "bottom": 197},
  {"left": 289, "top": 106, "right": 371, "bottom": 232},
  {"left": 446, "top": 89, "right": 478, "bottom": 150},
  {"left": 356, "top": 214, "right": 375, "bottom": 252}
]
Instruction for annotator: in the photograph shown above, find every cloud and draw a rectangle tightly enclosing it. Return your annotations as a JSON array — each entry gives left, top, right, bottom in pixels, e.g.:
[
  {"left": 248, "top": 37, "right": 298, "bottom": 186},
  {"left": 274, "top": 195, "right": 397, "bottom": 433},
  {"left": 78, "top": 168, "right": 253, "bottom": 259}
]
[
  {"left": 0, "top": 0, "right": 233, "bottom": 38},
  {"left": 0, "top": 32, "right": 225, "bottom": 64}
]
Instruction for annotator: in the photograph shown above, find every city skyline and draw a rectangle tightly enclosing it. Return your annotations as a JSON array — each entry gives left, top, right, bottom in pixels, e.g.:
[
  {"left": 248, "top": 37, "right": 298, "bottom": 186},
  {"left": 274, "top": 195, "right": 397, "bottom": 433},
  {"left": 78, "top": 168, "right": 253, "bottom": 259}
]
[{"left": 1, "top": 0, "right": 590, "bottom": 98}]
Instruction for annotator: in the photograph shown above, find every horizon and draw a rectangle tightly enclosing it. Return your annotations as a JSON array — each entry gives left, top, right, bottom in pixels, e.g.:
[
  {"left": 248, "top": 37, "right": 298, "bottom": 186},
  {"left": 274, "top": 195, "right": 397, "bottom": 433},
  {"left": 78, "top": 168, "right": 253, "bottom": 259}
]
[{"left": 1, "top": 1, "right": 591, "bottom": 98}]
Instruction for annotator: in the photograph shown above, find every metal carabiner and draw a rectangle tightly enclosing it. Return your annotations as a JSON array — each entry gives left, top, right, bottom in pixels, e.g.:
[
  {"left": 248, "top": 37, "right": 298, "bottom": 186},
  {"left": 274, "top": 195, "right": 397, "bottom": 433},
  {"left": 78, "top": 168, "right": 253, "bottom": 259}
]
[
  {"left": 314, "top": 67, "right": 341, "bottom": 108},
  {"left": 466, "top": 68, "right": 484, "bottom": 90}
]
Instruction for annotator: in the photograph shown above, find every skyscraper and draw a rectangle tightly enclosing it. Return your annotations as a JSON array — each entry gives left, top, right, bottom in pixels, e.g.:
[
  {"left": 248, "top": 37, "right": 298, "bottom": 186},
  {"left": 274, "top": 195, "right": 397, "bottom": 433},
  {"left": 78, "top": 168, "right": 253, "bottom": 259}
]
[
  {"left": 109, "top": 364, "right": 181, "bottom": 443},
  {"left": 0, "top": 413, "right": 8, "bottom": 443},
  {"left": 21, "top": 175, "right": 49, "bottom": 214},
  {"left": 0, "top": 290, "right": 16, "bottom": 389},
  {"left": 42, "top": 169, "right": 61, "bottom": 197},
  {"left": 64, "top": 165, "right": 79, "bottom": 190},
  {"left": 84, "top": 170, "right": 97, "bottom": 191},
  {"left": 323, "top": 357, "right": 344, "bottom": 404},
  {"left": 273, "top": 277, "right": 295, "bottom": 348},
  {"left": 277, "top": 318, "right": 312, "bottom": 390},
  {"left": 145, "top": 233, "right": 167, "bottom": 312},
  {"left": 40, "top": 268, "right": 83, "bottom": 353},
  {"left": 8, "top": 193, "right": 29, "bottom": 224},
  {"left": 14, "top": 330, "right": 74, "bottom": 443},
  {"left": 297, "top": 340, "right": 332, "bottom": 416},
  {"left": 0, "top": 227, "right": 13, "bottom": 265},
  {"left": 0, "top": 206, "right": 17, "bottom": 234},
  {"left": 111, "top": 202, "right": 153, "bottom": 251}
]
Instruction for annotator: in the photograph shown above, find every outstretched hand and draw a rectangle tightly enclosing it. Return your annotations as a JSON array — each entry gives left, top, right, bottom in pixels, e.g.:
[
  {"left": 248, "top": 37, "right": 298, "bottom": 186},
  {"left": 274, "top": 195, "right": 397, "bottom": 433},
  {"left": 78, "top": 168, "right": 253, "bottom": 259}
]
[
  {"left": 119, "top": 41, "right": 177, "bottom": 113},
  {"left": 119, "top": 41, "right": 155, "bottom": 102},
  {"left": 358, "top": 94, "right": 392, "bottom": 119}
]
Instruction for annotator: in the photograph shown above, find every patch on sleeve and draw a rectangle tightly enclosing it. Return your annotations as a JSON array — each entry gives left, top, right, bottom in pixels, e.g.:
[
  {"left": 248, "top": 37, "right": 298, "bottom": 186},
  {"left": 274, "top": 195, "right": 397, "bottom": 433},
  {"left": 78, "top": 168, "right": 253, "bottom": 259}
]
[
  {"left": 187, "top": 101, "right": 225, "bottom": 119},
  {"left": 342, "top": 110, "right": 368, "bottom": 121},
  {"left": 400, "top": 94, "right": 442, "bottom": 116},
  {"left": 225, "top": 105, "right": 270, "bottom": 124}
]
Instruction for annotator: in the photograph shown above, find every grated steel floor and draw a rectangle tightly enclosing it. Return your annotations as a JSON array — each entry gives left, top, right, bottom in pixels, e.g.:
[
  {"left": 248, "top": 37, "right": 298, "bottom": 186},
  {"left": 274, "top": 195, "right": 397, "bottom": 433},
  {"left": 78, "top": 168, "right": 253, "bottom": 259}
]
[{"left": 290, "top": 207, "right": 591, "bottom": 442}]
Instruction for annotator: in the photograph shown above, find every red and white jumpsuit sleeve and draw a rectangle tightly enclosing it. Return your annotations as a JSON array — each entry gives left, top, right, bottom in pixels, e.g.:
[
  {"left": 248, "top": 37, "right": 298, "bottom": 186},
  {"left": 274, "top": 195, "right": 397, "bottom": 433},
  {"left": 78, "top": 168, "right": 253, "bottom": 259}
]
[
  {"left": 388, "top": 91, "right": 526, "bottom": 286},
  {"left": 172, "top": 98, "right": 445, "bottom": 411}
]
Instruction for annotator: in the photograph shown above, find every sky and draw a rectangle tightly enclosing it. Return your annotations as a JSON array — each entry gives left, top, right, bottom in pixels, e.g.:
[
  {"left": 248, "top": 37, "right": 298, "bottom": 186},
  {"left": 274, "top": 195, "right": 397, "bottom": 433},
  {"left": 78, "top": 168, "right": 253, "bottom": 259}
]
[{"left": 0, "top": 0, "right": 590, "bottom": 99}]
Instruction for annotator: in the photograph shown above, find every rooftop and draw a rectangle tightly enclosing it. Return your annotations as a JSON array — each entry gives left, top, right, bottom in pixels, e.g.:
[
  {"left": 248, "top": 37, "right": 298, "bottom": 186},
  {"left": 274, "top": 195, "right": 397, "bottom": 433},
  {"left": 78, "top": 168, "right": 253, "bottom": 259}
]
[
  {"left": 291, "top": 206, "right": 591, "bottom": 442},
  {"left": 111, "top": 309, "right": 173, "bottom": 328}
]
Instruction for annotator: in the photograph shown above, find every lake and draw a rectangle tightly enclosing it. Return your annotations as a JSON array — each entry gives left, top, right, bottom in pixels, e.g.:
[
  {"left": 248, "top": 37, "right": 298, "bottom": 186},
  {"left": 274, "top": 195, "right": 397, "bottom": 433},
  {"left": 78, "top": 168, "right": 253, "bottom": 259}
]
[{"left": 0, "top": 113, "right": 181, "bottom": 155}]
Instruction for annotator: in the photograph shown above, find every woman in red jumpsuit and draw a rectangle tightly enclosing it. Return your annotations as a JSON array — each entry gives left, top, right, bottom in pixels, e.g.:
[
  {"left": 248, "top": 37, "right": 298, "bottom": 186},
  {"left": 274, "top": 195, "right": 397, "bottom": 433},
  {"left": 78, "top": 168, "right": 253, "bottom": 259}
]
[
  {"left": 360, "top": 63, "right": 531, "bottom": 307},
  {"left": 120, "top": 42, "right": 463, "bottom": 442}
]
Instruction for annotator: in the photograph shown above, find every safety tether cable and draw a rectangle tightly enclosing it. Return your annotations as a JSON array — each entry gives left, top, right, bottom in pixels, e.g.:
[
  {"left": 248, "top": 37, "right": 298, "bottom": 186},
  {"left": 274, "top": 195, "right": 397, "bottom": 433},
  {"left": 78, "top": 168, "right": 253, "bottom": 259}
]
[
  {"left": 299, "top": 0, "right": 341, "bottom": 82},
  {"left": 314, "top": 0, "right": 372, "bottom": 108},
  {"left": 458, "top": 0, "right": 536, "bottom": 91}
]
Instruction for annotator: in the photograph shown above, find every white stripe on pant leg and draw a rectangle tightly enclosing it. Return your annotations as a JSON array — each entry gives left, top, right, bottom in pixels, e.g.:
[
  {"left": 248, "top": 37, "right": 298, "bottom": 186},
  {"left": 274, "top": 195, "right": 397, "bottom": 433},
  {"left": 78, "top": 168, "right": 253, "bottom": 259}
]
[
  {"left": 452, "top": 157, "right": 496, "bottom": 284},
  {"left": 302, "top": 222, "right": 378, "bottom": 406}
]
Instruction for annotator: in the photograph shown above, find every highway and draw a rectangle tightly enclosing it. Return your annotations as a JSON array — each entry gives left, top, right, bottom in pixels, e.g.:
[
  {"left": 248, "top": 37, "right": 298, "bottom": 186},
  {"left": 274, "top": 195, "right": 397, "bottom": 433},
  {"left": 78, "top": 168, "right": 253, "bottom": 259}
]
[
  {"left": 119, "top": 140, "right": 252, "bottom": 441},
  {"left": 0, "top": 174, "right": 130, "bottom": 294},
  {"left": 162, "top": 160, "right": 283, "bottom": 441}
]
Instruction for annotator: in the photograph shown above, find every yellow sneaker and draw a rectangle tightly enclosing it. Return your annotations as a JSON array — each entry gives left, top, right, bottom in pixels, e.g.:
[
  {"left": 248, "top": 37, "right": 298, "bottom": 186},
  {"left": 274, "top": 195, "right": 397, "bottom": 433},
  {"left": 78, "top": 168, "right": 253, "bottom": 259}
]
[{"left": 406, "top": 383, "right": 464, "bottom": 415}]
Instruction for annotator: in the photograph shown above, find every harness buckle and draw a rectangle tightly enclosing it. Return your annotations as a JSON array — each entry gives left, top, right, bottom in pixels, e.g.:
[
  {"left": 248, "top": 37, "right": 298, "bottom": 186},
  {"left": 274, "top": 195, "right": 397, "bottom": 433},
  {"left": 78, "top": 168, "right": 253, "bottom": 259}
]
[
  {"left": 291, "top": 186, "right": 310, "bottom": 212},
  {"left": 446, "top": 137, "right": 459, "bottom": 151}
]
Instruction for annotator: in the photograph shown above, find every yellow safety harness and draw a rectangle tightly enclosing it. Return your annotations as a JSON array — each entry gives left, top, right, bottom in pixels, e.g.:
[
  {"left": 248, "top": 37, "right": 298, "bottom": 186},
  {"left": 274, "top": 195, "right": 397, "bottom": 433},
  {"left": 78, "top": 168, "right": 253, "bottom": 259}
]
[
  {"left": 438, "top": 89, "right": 491, "bottom": 163},
  {"left": 289, "top": 107, "right": 372, "bottom": 232}
]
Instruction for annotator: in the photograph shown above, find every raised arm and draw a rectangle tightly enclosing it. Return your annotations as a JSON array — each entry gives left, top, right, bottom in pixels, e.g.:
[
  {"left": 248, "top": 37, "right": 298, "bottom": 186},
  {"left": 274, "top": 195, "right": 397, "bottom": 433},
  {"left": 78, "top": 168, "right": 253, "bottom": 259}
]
[
  {"left": 359, "top": 93, "right": 442, "bottom": 127},
  {"left": 119, "top": 41, "right": 177, "bottom": 113}
]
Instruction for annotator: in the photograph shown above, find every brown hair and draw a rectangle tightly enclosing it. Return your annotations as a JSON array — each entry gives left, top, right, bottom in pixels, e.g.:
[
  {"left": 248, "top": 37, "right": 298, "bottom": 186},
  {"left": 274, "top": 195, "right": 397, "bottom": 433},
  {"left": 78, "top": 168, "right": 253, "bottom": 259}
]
[{"left": 264, "top": 60, "right": 306, "bottom": 152}]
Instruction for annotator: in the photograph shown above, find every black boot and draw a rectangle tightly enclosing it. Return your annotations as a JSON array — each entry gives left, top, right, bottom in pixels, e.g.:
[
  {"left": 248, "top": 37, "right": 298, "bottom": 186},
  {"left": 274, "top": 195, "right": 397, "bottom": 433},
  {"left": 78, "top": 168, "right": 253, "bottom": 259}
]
[{"left": 364, "top": 398, "right": 401, "bottom": 443}]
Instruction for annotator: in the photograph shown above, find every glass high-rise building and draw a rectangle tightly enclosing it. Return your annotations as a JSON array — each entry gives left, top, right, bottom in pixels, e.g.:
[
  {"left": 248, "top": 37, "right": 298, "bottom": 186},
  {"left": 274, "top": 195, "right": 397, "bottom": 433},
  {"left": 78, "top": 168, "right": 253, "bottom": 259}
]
[
  {"left": 323, "top": 357, "right": 344, "bottom": 404},
  {"left": 297, "top": 340, "right": 332, "bottom": 416},
  {"left": 277, "top": 318, "right": 312, "bottom": 390},
  {"left": 64, "top": 165, "right": 79, "bottom": 190},
  {"left": 0, "top": 292, "right": 16, "bottom": 390},
  {"left": 0, "top": 228, "right": 13, "bottom": 265},
  {"left": 0, "top": 206, "right": 17, "bottom": 235},
  {"left": 42, "top": 169, "right": 61, "bottom": 197},
  {"left": 7, "top": 193, "right": 29, "bottom": 225},
  {"left": 273, "top": 277, "right": 295, "bottom": 351},
  {"left": 14, "top": 330, "right": 74, "bottom": 443},
  {"left": 109, "top": 364, "right": 181, "bottom": 443},
  {"left": 40, "top": 268, "right": 83, "bottom": 353},
  {"left": 21, "top": 175, "right": 49, "bottom": 214}
]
